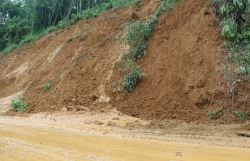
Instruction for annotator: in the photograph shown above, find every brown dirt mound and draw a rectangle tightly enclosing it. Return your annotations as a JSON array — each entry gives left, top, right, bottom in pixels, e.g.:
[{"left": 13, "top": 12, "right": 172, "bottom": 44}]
[
  {"left": 0, "top": 0, "right": 247, "bottom": 123},
  {"left": 108, "top": 0, "right": 225, "bottom": 123},
  {"left": 0, "top": 0, "right": 160, "bottom": 114}
]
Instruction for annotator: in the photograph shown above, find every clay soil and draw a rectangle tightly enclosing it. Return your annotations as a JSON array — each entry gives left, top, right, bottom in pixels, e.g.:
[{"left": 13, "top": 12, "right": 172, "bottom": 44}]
[
  {"left": 1, "top": 116, "right": 249, "bottom": 161},
  {"left": 108, "top": 0, "right": 225, "bottom": 123},
  {"left": 0, "top": 0, "right": 249, "bottom": 126}
]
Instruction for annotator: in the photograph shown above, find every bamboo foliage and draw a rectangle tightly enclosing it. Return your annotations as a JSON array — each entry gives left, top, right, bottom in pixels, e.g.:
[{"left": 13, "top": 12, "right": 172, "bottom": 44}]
[{"left": 0, "top": 0, "right": 138, "bottom": 52}]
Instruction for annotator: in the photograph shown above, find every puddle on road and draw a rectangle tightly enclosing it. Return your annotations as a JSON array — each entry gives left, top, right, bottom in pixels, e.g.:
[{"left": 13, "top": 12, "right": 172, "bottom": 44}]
[{"left": 0, "top": 119, "right": 249, "bottom": 161}]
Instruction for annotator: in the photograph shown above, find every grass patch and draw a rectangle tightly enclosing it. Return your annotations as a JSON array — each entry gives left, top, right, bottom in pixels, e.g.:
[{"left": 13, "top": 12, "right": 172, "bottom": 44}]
[
  {"left": 234, "top": 110, "right": 247, "bottom": 121},
  {"left": 207, "top": 111, "right": 217, "bottom": 119},
  {"left": 10, "top": 95, "right": 28, "bottom": 111},
  {"left": 0, "top": 44, "right": 19, "bottom": 55}
]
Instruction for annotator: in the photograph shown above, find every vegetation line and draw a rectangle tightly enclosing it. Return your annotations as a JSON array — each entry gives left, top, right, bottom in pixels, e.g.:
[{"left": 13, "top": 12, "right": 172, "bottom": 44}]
[
  {"left": 211, "top": 0, "right": 250, "bottom": 75},
  {"left": 210, "top": 0, "right": 250, "bottom": 121},
  {"left": 115, "top": 0, "right": 177, "bottom": 92}
]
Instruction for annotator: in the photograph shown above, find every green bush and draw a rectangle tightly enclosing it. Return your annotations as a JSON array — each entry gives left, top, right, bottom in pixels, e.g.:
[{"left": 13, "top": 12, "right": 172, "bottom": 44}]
[
  {"left": 125, "top": 0, "right": 176, "bottom": 60},
  {"left": 234, "top": 110, "right": 247, "bottom": 120},
  {"left": 220, "top": 18, "right": 236, "bottom": 40},
  {"left": 212, "top": 0, "right": 250, "bottom": 76},
  {"left": 10, "top": 95, "right": 28, "bottom": 111},
  {"left": 58, "top": 20, "right": 67, "bottom": 29},
  {"left": 125, "top": 21, "right": 149, "bottom": 59},
  {"left": 212, "top": 0, "right": 250, "bottom": 44},
  {"left": 123, "top": 66, "right": 145, "bottom": 92}
]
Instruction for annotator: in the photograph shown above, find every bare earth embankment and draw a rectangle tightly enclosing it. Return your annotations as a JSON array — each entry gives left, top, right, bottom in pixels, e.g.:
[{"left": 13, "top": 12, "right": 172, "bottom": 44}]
[{"left": 0, "top": 0, "right": 250, "bottom": 160}]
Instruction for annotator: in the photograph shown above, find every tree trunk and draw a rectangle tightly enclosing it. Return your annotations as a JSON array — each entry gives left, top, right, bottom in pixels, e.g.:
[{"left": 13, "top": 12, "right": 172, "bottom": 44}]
[
  {"left": 8, "top": 32, "right": 13, "bottom": 45},
  {"left": 31, "top": 20, "right": 34, "bottom": 35},
  {"left": 53, "top": 5, "right": 60, "bottom": 25},
  {"left": 76, "top": 0, "right": 78, "bottom": 15},
  {"left": 65, "top": 0, "right": 76, "bottom": 21},
  {"left": 80, "top": 0, "right": 82, "bottom": 12},
  {"left": 49, "top": 0, "right": 58, "bottom": 26},
  {"left": 16, "top": 29, "right": 19, "bottom": 43}
]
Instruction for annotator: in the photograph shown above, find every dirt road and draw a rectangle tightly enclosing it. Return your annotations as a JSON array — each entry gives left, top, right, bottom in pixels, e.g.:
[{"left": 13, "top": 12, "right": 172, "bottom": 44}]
[{"left": 0, "top": 116, "right": 249, "bottom": 161}]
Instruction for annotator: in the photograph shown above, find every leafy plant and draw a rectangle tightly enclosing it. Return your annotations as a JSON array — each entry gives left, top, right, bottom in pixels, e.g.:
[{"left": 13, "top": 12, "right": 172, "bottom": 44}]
[
  {"left": 207, "top": 111, "right": 217, "bottom": 119},
  {"left": 125, "top": 21, "right": 150, "bottom": 60},
  {"left": 115, "top": 0, "right": 177, "bottom": 92},
  {"left": 234, "top": 110, "right": 246, "bottom": 120},
  {"left": 123, "top": 66, "right": 145, "bottom": 92},
  {"left": 114, "top": 34, "right": 122, "bottom": 41},
  {"left": 212, "top": 0, "right": 250, "bottom": 43},
  {"left": 58, "top": 20, "right": 67, "bottom": 29},
  {"left": 10, "top": 95, "right": 28, "bottom": 111},
  {"left": 220, "top": 18, "right": 236, "bottom": 40},
  {"left": 125, "top": 0, "right": 176, "bottom": 60},
  {"left": 212, "top": 0, "right": 250, "bottom": 77},
  {"left": 43, "top": 81, "right": 51, "bottom": 90}
]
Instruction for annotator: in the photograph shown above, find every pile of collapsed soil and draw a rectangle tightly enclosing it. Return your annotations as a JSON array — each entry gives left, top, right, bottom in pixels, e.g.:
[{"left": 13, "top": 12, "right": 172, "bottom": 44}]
[
  {"left": 0, "top": 0, "right": 160, "bottom": 113},
  {"left": 0, "top": 0, "right": 248, "bottom": 123},
  {"left": 108, "top": 0, "right": 227, "bottom": 123}
]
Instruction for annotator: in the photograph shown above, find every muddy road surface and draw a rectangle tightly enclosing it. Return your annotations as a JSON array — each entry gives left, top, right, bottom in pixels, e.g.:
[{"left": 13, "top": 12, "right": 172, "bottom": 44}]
[{"left": 0, "top": 115, "right": 250, "bottom": 161}]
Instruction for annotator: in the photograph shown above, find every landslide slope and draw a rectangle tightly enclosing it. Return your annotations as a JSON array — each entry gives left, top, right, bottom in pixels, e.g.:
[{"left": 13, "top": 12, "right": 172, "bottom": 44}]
[
  {"left": 108, "top": 0, "right": 224, "bottom": 123},
  {"left": 0, "top": 0, "right": 228, "bottom": 123}
]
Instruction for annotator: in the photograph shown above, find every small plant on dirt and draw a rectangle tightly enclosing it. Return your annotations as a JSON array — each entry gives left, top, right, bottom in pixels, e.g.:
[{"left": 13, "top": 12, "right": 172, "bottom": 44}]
[
  {"left": 234, "top": 110, "right": 246, "bottom": 121},
  {"left": 123, "top": 66, "right": 145, "bottom": 92},
  {"left": 207, "top": 109, "right": 223, "bottom": 119},
  {"left": 10, "top": 95, "right": 28, "bottom": 111},
  {"left": 43, "top": 81, "right": 51, "bottom": 90},
  {"left": 110, "top": 82, "right": 124, "bottom": 92},
  {"left": 207, "top": 111, "right": 217, "bottom": 119},
  {"left": 114, "top": 34, "right": 122, "bottom": 41}
]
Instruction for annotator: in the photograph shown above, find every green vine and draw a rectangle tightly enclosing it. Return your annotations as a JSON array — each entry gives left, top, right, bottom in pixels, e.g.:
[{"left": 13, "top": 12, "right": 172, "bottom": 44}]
[
  {"left": 212, "top": 0, "right": 250, "bottom": 75},
  {"left": 117, "top": 0, "right": 177, "bottom": 92}
]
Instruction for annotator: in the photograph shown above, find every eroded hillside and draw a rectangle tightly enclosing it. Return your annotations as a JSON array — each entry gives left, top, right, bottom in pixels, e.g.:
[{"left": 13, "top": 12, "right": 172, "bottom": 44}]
[{"left": 0, "top": 0, "right": 249, "bottom": 123}]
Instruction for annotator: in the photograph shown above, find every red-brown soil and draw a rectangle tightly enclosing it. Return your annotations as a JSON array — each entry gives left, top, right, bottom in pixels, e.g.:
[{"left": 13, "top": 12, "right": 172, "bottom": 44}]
[
  {"left": 0, "top": 0, "right": 249, "bottom": 124},
  {"left": 108, "top": 0, "right": 226, "bottom": 123}
]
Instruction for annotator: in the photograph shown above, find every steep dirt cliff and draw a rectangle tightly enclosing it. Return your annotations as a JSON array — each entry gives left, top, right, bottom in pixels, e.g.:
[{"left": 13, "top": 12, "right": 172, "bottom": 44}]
[{"left": 1, "top": 0, "right": 248, "bottom": 123}]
